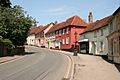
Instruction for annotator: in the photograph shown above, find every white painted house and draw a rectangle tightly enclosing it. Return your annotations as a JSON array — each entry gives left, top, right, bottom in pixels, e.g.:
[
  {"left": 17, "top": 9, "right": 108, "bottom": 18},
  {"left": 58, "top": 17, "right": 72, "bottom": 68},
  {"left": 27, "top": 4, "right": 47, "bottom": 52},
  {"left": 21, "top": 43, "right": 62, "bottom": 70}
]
[
  {"left": 79, "top": 16, "right": 112, "bottom": 55},
  {"left": 27, "top": 27, "right": 38, "bottom": 46},
  {"left": 45, "top": 32, "right": 56, "bottom": 49}
]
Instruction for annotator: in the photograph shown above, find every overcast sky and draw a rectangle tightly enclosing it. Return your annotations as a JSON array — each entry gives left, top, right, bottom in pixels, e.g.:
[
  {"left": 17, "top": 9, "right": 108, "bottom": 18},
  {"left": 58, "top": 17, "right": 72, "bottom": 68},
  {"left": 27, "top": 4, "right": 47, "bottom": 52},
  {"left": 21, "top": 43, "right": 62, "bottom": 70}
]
[{"left": 11, "top": 0, "right": 120, "bottom": 26}]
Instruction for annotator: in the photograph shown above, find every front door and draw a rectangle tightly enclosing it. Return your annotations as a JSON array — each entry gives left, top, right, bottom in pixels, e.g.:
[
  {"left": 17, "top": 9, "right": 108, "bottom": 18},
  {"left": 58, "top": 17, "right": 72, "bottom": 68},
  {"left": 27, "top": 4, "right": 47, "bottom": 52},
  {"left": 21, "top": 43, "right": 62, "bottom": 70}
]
[{"left": 92, "top": 41, "right": 97, "bottom": 55}]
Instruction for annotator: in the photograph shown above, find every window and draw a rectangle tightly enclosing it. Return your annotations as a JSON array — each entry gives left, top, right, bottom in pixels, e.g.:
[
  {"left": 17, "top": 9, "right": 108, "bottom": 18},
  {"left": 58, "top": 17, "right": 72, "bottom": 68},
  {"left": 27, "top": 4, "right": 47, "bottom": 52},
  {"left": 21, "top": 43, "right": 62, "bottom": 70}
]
[
  {"left": 41, "top": 39, "right": 44, "bottom": 45},
  {"left": 66, "top": 27, "right": 69, "bottom": 34},
  {"left": 59, "top": 30, "right": 62, "bottom": 36},
  {"left": 119, "top": 36, "right": 120, "bottom": 41},
  {"left": 52, "top": 32, "right": 55, "bottom": 36},
  {"left": 56, "top": 31, "right": 58, "bottom": 36},
  {"left": 100, "top": 41, "right": 103, "bottom": 52},
  {"left": 50, "top": 33, "right": 52, "bottom": 37},
  {"left": 94, "top": 31, "right": 97, "bottom": 38},
  {"left": 101, "top": 29, "right": 103, "bottom": 36},
  {"left": 119, "top": 37, "right": 120, "bottom": 52},
  {"left": 62, "top": 39, "right": 65, "bottom": 44},
  {"left": 63, "top": 29, "right": 66, "bottom": 34},
  {"left": 83, "top": 34, "right": 86, "bottom": 39},
  {"left": 41, "top": 32, "right": 44, "bottom": 37},
  {"left": 66, "top": 37, "right": 69, "bottom": 44},
  {"left": 110, "top": 21, "right": 113, "bottom": 33}
]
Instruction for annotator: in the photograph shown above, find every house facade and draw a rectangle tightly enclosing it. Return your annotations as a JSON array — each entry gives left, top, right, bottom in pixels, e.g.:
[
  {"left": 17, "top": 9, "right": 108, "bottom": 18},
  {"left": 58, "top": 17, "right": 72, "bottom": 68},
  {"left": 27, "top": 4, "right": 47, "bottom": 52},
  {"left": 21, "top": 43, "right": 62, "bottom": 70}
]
[
  {"left": 79, "top": 16, "right": 112, "bottom": 55},
  {"left": 46, "top": 31, "right": 56, "bottom": 49},
  {"left": 46, "top": 15, "right": 87, "bottom": 50},
  {"left": 34, "top": 26, "right": 43, "bottom": 47},
  {"left": 35, "top": 24, "right": 53, "bottom": 47},
  {"left": 27, "top": 27, "right": 38, "bottom": 46},
  {"left": 107, "top": 7, "right": 120, "bottom": 63}
]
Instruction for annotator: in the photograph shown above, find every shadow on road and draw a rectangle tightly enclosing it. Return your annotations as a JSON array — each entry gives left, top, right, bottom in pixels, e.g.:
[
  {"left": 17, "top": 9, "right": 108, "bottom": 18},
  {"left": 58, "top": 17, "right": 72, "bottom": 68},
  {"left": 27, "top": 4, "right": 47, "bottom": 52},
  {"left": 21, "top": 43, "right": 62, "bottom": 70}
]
[
  {"left": 114, "top": 64, "right": 120, "bottom": 72},
  {"left": 18, "top": 52, "right": 37, "bottom": 56}
]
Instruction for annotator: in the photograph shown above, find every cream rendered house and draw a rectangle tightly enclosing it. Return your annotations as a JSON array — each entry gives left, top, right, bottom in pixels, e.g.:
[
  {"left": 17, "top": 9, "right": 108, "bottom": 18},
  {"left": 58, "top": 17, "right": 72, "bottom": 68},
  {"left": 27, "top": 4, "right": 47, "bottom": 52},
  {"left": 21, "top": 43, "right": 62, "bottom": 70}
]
[
  {"left": 79, "top": 16, "right": 112, "bottom": 55},
  {"left": 27, "top": 34, "right": 35, "bottom": 46},
  {"left": 27, "top": 27, "right": 38, "bottom": 46},
  {"left": 46, "top": 32, "right": 56, "bottom": 49}
]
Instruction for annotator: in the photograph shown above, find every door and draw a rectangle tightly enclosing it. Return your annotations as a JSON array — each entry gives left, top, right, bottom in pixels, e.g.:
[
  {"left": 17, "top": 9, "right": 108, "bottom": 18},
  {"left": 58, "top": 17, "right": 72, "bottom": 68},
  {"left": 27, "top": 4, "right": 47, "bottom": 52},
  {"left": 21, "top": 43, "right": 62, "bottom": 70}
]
[{"left": 92, "top": 41, "right": 97, "bottom": 55}]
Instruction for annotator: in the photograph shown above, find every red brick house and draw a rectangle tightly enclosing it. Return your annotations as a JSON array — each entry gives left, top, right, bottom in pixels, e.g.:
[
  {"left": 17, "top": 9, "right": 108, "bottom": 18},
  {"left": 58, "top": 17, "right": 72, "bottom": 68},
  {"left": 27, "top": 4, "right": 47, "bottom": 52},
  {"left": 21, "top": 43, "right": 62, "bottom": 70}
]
[{"left": 46, "top": 15, "right": 87, "bottom": 50}]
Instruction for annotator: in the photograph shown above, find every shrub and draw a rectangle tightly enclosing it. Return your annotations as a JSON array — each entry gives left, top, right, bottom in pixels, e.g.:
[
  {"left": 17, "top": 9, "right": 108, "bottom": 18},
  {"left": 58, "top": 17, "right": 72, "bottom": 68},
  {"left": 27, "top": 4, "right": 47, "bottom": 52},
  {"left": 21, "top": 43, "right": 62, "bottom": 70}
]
[
  {"left": 0, "top": 36, "right": 3, "bottom": 42},
  {"left": 3, "top": 39, "right": 15, "bottom": 48}
]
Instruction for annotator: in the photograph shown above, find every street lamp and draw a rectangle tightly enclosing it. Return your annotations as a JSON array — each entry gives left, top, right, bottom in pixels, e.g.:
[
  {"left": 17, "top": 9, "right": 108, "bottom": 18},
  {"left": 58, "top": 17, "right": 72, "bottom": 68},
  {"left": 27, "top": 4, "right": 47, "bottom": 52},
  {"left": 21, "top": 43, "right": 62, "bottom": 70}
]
[{"left": 73, "top": 31, "right": 78, "bottom": 56}]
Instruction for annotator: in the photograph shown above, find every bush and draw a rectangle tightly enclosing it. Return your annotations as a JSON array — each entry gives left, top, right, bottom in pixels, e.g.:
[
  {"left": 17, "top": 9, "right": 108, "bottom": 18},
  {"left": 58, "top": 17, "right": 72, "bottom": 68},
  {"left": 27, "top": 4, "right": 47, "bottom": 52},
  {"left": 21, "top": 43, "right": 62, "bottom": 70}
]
[
  {"left": 3, "top": 39, "right": 15, "bottom": 49},
  {"left": 0, "top": 36, "right": 15, "bottom": 55},
  {"left": 0, "top": 36, "right": 3, "bottom": 42}
]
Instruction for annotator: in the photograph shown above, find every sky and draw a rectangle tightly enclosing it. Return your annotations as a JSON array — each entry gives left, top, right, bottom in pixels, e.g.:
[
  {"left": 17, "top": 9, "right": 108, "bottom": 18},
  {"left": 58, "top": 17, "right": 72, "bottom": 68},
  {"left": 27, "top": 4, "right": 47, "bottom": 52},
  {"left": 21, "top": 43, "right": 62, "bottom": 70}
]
[{"left": 11, "top": 0, "right": 120, "bottom": 26}]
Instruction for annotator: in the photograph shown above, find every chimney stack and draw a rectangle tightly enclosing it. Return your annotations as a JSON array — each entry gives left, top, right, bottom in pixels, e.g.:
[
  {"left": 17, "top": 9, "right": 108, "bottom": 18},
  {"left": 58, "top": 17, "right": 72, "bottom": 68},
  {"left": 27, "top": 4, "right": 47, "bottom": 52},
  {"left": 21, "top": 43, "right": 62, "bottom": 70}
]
[{"left": 88, "top": 12, "right": 93, "bottom": 23}]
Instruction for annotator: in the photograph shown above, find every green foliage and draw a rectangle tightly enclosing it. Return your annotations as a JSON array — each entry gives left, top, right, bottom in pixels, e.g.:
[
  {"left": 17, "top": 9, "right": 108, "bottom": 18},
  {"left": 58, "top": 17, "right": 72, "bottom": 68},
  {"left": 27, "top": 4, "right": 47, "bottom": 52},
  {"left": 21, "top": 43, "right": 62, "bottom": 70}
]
[
  {"left": 3, "top": 39, "right": 15, "bottom": 48},
  {"left": 0, "top": 36, "right": 3, "bottom": 42},
  {"left": 0, "top": 0, "right": 11, "bottom": 8},
  {"left": 0, "top": 36, "right": 14, "bottom": 49},
  {"left": 0, "top": 5, "right": 33, "bottom": 47}
]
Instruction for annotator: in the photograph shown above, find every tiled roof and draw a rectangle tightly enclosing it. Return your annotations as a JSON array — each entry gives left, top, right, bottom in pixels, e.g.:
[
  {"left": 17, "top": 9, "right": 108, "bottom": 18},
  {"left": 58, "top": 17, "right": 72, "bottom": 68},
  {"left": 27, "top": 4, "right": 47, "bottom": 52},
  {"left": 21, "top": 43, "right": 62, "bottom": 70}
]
[
  {"left": 35, "top": 26, "right": 44, "bottom": 34},
  {"left": 35, "top": 25, "right": 50, "bottom": 34},
  {"left": 81, "top": 15, "right": 112, "bottom": 34},
  {"left": 65, "top": 15, "right": 87, "bottom": 27},
  {"left": 28, "top": 25, "right": 44, "bottom": 35},
  {"left": 28, "top": 27, "right": 39, "bottom": 35},
  {"left": 47, "top": 15, "right": 87, "bottom": 34},
  {"left": 47, "top": 22, "right": 66, "bottom": 33}
]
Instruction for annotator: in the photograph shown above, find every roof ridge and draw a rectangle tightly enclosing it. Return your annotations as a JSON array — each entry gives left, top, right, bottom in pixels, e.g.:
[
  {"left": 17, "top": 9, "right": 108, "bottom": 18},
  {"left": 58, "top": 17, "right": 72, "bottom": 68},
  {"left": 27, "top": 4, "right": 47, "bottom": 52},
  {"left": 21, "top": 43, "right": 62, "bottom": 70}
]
[
  {"left": 81, "top": 15, "right": 112, "bottom": 34},
  {"left": 71, "top": 16, "right": 76, "bottom": 25}
]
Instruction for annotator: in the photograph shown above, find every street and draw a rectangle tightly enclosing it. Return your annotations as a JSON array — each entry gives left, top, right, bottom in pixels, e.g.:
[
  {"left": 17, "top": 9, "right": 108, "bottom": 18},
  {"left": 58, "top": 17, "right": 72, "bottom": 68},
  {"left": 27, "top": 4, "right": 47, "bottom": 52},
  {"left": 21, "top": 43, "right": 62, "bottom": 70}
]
[{"left": 0, "top": 46, "right": 70, "bottom": 80}]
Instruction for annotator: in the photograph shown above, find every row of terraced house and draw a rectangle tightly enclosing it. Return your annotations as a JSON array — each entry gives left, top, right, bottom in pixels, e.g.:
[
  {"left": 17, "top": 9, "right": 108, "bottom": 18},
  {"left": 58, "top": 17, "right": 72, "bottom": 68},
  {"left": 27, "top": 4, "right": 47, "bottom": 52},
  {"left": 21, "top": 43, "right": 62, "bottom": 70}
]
[{"left": 27, "top": 7, "right": 120, "bottom": 64}]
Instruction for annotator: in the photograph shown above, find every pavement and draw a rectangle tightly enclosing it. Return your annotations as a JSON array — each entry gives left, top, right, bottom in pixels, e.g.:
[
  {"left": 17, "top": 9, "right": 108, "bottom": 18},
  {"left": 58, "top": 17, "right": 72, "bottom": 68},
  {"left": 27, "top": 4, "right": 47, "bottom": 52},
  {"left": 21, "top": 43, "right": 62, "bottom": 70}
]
[
  {"left": 0, "top": 55, "right": 21, "bottom": 64},
  {"left": 68, "top": 53, "right": 120, "bottom": 80},
  {"left": 51, "top": 49, "right": 120, "bottom": 80},
  {"left": 72, "top": 54, "right": 120, "bottom": 80}
]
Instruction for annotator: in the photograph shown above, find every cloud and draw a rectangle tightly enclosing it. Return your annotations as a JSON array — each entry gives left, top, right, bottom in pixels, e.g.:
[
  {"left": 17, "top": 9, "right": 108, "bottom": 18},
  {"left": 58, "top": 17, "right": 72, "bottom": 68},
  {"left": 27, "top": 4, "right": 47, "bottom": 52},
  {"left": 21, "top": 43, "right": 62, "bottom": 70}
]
[
  {"left": 43, "top": 7, "right": 64, "bottom": 13},
  {"left": 39, "top": 6, "right": 73, "bottom": 16}
]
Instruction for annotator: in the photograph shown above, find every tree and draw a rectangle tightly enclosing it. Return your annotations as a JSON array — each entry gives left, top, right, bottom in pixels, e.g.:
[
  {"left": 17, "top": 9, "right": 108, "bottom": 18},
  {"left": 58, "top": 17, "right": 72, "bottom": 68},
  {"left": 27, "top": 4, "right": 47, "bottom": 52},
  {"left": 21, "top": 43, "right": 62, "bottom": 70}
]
[
  {"left": 0, "top": 0, "right": 11, "bottom": 8},
  {"left": 0, "top": 5, "right": 33, "bottom": 47}
]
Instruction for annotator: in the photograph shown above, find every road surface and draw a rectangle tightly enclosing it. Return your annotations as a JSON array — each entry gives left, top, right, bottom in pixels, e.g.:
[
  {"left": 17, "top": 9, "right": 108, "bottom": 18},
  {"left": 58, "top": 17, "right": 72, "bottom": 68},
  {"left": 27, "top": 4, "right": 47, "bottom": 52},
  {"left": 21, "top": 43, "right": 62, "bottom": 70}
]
[{"left": 0, "top": 46, "right": 70, "bottom": 80}]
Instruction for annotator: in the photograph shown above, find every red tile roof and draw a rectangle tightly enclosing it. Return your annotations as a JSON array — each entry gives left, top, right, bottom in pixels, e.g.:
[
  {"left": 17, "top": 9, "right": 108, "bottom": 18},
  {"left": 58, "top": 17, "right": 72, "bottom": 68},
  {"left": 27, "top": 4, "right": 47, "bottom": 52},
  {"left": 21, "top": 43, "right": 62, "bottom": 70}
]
[
  {"left": 28, "top": 27, "right": 39, "bottom": 35},
  {"left": 66, "top": 15, "right": 87, "bottom": 27},
  {"left": 34, "top": 26, "right": 44, "bottom": 34},
  {"left": 47, "top": 22, "right": 66, "bottom": 33},
  {"left": 28, "top": 25, "right": 44, "bottom": 35},
  {"left": 35, "top": 25, "right": 50, "bottom": 34},
  {"left": 47, "top": 15, "right": 87, "bottom": 34},
  {"left": 81, "top": 15, "right": 112, "bottom": 34}
]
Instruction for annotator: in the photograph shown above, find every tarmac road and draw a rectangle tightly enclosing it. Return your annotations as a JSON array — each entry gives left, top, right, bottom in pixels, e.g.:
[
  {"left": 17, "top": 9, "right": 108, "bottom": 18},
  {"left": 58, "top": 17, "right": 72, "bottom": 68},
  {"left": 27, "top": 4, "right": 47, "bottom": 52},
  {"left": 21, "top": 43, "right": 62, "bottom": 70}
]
[{"left": 0, "top": 46, "right": 70, "bottom": 80}]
